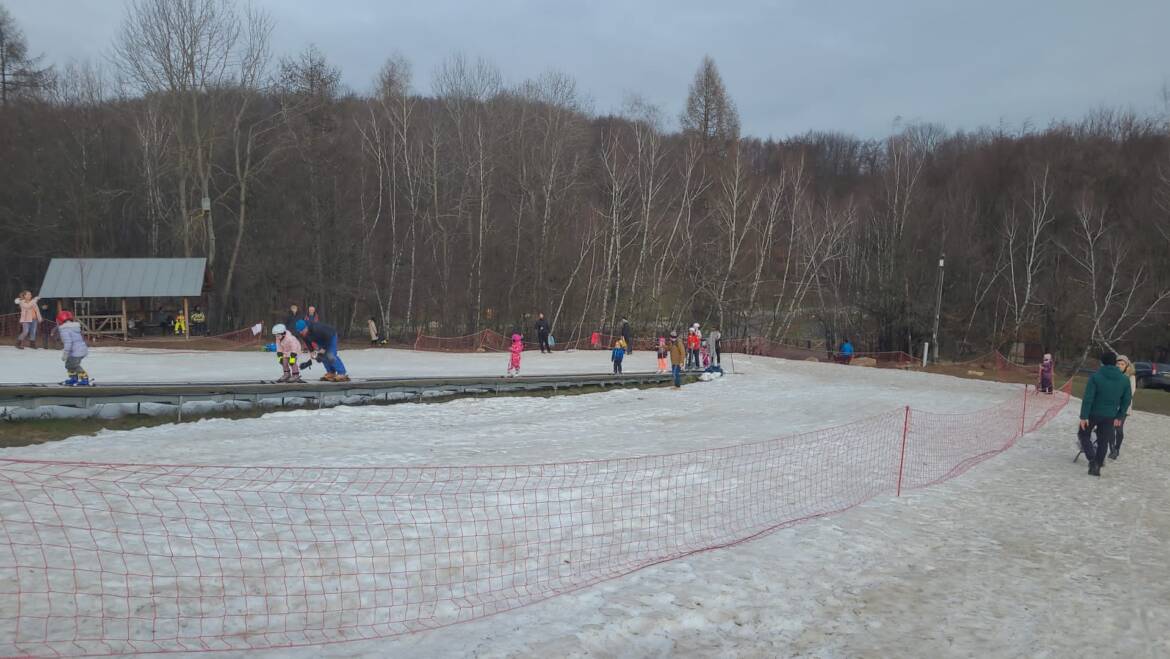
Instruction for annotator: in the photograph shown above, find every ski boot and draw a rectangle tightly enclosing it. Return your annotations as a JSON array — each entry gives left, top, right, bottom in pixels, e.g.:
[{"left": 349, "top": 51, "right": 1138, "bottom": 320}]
[
  {"left": 77, "top": 376, "right": 91, "bottom": 386},
  {"left": 60, "top": 373, "right": 78, "bottom": 386},
  {"left": 276, "top": 373, "right": 291, "bottom": 383}
]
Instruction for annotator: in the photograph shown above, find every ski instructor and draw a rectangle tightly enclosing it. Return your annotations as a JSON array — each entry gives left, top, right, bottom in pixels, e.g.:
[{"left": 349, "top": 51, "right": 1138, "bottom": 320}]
[
  {"left": 296, "top": 319, "right": 350, "bottom": 382},
  {"left": 535, "top": 312, "right": 552, "bottom": 354}
]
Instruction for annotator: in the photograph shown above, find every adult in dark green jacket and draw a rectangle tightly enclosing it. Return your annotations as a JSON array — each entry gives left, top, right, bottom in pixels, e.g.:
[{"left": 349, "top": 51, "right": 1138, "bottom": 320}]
[{"left": 1077, "top": 351, "right": 1132, "bottom": 476}]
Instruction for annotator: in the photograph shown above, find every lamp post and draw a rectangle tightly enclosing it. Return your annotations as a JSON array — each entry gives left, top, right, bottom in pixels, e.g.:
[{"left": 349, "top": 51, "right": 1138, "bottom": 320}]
[{"left": 931, "top": 253, "right": 945, "bottom": 362}]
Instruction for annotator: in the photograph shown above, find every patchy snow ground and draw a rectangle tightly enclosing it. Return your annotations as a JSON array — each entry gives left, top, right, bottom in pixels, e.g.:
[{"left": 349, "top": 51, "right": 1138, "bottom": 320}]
[{"left": 2, "top": 352, "right": 1168, "bottom": 657}]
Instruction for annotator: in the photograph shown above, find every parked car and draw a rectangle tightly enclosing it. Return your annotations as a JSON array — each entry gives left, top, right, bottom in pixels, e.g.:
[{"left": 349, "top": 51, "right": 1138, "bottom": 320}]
[{"left": 1133, "top": 362, "right": 1170, "bottom": 390}]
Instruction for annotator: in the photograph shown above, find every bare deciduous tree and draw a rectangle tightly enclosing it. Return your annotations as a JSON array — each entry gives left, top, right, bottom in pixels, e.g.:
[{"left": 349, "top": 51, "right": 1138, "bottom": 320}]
[{"left": 1002, "top": 164, "right": 1055, "bottom": 349}]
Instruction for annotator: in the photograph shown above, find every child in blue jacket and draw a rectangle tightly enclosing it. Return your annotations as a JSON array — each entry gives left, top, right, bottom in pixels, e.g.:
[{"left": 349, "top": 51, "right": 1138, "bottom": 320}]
[{"left": 611, "top": 340, "right": 625, "bottom": 375}]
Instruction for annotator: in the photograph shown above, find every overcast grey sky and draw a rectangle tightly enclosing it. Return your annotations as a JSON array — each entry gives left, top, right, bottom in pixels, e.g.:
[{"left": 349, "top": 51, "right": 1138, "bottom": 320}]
[{"left": 8, "top": 0, "right": 1170, "bottom": 138}]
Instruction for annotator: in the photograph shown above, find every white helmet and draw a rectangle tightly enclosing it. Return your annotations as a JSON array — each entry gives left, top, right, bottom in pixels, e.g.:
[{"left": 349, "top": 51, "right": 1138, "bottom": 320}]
[{"left": 272, "top": 323, "right": 287, "bottom": 335}]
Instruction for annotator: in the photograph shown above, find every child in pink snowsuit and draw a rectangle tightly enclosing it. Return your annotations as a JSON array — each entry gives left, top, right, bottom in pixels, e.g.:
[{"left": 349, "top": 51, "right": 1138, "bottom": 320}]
[
  {"left": 507, "top": 333, "right": 523, "bottom": 376},
  {"left": 273, "top": 323, "right": 305, "bottom": 383}
]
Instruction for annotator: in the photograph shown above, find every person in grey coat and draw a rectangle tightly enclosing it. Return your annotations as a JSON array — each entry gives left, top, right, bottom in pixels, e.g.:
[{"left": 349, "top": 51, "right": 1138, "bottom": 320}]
[
  {"left": 708, "top": 327, "right": 722, "bottom": 365},
  {"left": 56, "top": 310, "right": 92, "bottom": 386}
]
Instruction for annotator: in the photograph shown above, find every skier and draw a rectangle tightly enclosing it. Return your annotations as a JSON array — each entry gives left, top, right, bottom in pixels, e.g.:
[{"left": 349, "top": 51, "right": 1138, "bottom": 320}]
[
  {"left": 839, "top": 339, "right": 855, "bottom": 365},
  {"left": 56, "top": 311, "right": 91, "bottom": 386},
  {"left": 656, "top": 337, "right": 669, "bottom": 374},
  {"left": 1110, "top": 354, "right": 1137, "bottom": 460},
  {"left": 686, "top": 327, "right": 701, "bottom": 370},
  {"left": 1038, "top": 353, "right": 1054, "bottom": 394},
  {"left": 701, "top": 339, "right": 712, "bottom": 369},
  {"left": 1077, "top": 351, "right": 1131, "bottom": 477},
  {"left": 272, "top": 324, "right": 305, "bottom": 383},
  {"left": 620, "top": 317, "right": 632, "bottom": 354},
  {"left": 669, "top": 331, "right": 686, "bottom": 388},
  {"left": 611, "top": 339, "right": 625, "bottom": 375},
  {"left": 296, "top": 319, "right": 349, "bottom": 382},
  {"left": 535, "top": 313, "right": 552, "bottom": 354},
  {"left": 507, "top": 333, "right": 523, "bottom": 377},
  {"left": 13, "top": 290, "right": 41, "bottom": 349}
]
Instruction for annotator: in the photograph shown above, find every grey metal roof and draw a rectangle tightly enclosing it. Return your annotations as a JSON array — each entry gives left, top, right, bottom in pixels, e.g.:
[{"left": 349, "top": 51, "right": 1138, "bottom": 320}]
[{"left": 39, "top": 258, "right": 207, "bottom": 298}]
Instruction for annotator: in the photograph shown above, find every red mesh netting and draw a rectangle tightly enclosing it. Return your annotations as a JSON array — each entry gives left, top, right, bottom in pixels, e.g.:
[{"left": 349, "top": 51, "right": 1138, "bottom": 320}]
[
  {"left": 0, "top": 382, "right": 1070, "bottom": 656},
  {"left": 413, "top": 330, "right": 510, "bottom": 353}
]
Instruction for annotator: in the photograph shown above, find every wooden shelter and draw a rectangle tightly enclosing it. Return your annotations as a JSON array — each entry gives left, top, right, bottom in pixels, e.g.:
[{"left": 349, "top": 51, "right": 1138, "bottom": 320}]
[{"left": 38, "top": 258, "right": 209, "bottom": 340}]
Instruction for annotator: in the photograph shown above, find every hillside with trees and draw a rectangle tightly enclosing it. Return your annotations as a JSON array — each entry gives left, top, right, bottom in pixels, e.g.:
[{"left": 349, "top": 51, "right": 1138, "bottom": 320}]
[{"left": 2, "top": 0, "right": 1168, "bottom": 365}]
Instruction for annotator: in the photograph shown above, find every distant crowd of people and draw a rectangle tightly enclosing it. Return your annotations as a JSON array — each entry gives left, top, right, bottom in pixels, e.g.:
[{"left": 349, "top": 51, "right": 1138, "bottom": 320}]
[{"left": 504, "top": 313, "right": 723, "bottom": 388}]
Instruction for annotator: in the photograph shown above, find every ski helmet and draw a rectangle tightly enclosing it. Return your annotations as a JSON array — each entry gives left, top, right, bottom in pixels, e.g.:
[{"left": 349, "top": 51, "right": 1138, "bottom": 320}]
[
  {"left": 56, "top": 310, "right": 74, "bottom": 324},
  {"left": 295, "top": 319, "right": 308, "bottom": 333},
  {"left": 272, "top": 323, "right": 287, "bottom": 335}
]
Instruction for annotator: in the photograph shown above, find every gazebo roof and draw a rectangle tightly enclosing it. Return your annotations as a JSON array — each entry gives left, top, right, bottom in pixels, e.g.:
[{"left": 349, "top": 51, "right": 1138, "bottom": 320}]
[{"left": 39, "top": 258, "right": 207, "bottom": 298}]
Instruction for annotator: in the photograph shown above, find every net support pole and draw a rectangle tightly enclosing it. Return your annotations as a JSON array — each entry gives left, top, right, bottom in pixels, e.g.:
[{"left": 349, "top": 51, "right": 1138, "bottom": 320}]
[
  {"left": 897, "top": 405, "right": 910, "bottom": 496},
  {"left": 1020, "top": 384, "right": 1028, "bottom": 436}
]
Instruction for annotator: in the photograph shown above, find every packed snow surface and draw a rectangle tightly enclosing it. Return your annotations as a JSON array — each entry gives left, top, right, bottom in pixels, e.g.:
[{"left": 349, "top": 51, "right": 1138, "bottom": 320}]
[{"left": 1, "top": 348, "right": 1167, "bottom": 657}]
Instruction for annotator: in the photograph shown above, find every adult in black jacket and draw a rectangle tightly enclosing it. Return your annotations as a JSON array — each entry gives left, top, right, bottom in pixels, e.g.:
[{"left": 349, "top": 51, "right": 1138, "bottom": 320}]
[
  {"left": 535, "top": 313, "right": 552, "bottom": 353},
  {"left": 284, "top": 304, "right": 304, "bottom": 330},
  {"left": 620, "top": 317, "right": 632, "bottom": 354},
  {"left": 296, "top": 320, "right": 349, "bottom": 382}
]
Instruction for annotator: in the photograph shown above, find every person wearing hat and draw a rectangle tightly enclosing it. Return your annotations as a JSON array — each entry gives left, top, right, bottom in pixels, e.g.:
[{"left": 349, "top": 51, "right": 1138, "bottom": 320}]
[
  {"left": 686, "top": 326, "right": 701, "bottom": 370},
  {"left": 56, "top": 310, "right": 91, "bottom": 386},
  {"left": 620, "top": 317, "right": 632, "bottom": 354},
  {"left": 296, "top": 318, "right": 349, "bottom": 382},
  {"left": 669, "top": 330, "right": 686, "bottom": 388},
  {"left": 1110, "top": 355, "right": 1137, "bottom": 460},
  {"left": 1077, "top": 351, "right": 1132, "bottom": 476},
  {"left": 1038, "top": 353, "right": 1055, "bottom": 394},
  {"left": 272, "top": 324, "right": 306, "bottom": 383}
]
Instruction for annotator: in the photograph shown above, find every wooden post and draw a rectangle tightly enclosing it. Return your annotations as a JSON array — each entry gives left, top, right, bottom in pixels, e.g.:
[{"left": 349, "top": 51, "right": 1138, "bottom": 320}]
[
  {"left": 183, "top": 297, "right": 190, "bottom": 340},
  {"left": 121, "top": 298, "right": 128, "bottom": 342}
]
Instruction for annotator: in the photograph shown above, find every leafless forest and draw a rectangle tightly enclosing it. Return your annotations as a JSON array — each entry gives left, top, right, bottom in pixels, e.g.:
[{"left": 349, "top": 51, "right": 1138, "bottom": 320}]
[{"left": 2, "top": 1, "right": 1169, "bottom": 362}]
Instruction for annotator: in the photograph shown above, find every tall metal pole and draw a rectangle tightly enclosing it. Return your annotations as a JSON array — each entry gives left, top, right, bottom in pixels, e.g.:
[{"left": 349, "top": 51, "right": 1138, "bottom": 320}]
[{"left": 931, "top": 253, "right": 945, "bottom": 362}]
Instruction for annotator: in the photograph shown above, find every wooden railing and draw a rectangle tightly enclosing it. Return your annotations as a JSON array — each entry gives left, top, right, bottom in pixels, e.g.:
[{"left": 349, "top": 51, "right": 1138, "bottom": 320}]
[{"left": 78, "top": 314, "right": 126, "bottom": 340}]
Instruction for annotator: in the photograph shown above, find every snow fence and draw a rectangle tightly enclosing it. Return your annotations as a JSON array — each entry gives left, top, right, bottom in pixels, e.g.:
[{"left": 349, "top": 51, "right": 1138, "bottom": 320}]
[{"left": 0, "top": 382, "right": 1071, "bottom": 656}]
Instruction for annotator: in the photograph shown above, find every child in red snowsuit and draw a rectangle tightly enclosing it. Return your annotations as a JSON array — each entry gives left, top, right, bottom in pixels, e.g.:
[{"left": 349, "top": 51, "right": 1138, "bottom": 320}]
[{"left": 507, "top": 333, "right": 523, "bottom": 377}]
